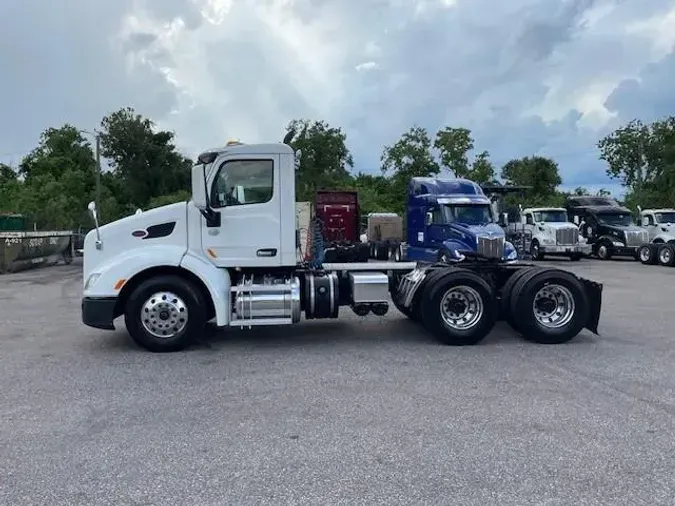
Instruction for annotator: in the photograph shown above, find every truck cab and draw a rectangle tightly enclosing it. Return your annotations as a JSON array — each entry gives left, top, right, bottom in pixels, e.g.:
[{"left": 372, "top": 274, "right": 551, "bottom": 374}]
[
  {"left": 564, "top": 196, "right": 648, "bottom": 260},
  {"left": 405, "top": 177, "right": 517, "bottom": 263},
  {"left": 513, "top": 207, "right": 590, "bottom": 261},
  {"left": 638, "top": 208, "right": 675, "bottom": 244}
]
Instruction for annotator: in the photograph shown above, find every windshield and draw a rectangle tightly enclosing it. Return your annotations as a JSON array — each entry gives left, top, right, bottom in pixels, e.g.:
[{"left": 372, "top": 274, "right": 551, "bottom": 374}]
[
  {"left": 533, "top": 210, "right": 568, "bottom": 223},
  {"left": 597, "top": 213, "right": 634, "bottom": 226},
  {"left": 655, "top": 212, "right": 675, "bottom": 224},
  {"left": 441, "top": 204, "right": 493, "bottom": 225}
]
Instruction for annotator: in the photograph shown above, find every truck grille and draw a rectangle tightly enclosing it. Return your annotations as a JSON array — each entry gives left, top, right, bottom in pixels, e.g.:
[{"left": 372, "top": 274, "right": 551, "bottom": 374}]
[
  {"left": 477, "top": 236, "right": 505, "bottom": 259},
  {"left": 625, "top": 230, "right": 648, "bottom": 247},
  {"left": 556, "top": 228, "right": 579, "bottom": 245}
]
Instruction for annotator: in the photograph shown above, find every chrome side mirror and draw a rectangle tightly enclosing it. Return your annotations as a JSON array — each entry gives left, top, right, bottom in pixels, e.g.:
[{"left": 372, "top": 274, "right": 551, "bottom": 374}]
[{"left": 87, "top": 201, "right": 102, "bottom": 250}]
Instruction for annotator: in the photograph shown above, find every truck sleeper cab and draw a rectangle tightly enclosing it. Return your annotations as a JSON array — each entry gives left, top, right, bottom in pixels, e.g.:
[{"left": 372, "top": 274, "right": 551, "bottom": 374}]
[
  {"left": 81, "top": 140, "right": 603, "bottom": 353},
  {"left": 404, "top": 178, "right": 517, "bottom": 264}
]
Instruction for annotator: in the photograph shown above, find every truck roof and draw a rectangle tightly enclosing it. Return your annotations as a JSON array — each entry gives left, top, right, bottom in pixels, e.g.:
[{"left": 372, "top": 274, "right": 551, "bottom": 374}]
[
  {"left": 522, "top": 207, "right": 566, "bottom": 213},
  {"left": 641, "top": 208, "right": 675, "bottom": 213},
  {"left": 198, "top": 142, "right": 294, "bottom": 160},
  {"left": 410, "top": 177, "right": 485, "bottom": 196}
]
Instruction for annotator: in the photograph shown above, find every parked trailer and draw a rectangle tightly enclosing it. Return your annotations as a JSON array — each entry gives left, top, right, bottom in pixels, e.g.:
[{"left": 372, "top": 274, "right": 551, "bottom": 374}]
[
  {"left": 314, "top": 190, "right": 369, "bottom": 262},
  {"left": 1, "top": 231, "right": 73, "bottom": 273},
  {"left": 80, "top": 139, "right": 603, "bottom": 353},
  {"left": 367, "top": 212, "right": 404, "bottom": 261}
]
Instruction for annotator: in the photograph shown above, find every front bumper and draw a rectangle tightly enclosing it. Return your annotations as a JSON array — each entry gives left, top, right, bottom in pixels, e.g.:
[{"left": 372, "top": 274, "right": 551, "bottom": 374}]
[
  {"left": 540, "top": 244, "right": 592, "bottom": 255},
  {"left": 82, "top": 296, "right": 117, "bottom": 330}
]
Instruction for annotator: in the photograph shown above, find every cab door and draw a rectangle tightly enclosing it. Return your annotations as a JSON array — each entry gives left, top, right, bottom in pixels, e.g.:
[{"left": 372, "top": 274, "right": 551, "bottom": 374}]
[{"left": 201, "top": 154, "right": 281, "bottom": 267}]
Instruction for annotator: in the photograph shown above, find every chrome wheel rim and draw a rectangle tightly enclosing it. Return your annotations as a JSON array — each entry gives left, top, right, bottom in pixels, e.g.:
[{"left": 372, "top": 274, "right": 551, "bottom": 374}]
[
  {"left": 141, "top": 291, "right": 188, "bottom": 338},
  {"left": 440, "top": 286, "right": 484, "bottom": 330},
  {"left": 639, "top": 247, "right": 650, "bottom": 262},
  {"left": 660, "top": 248, "right": 671, "bottom": 264},
  {"left": 531, "top": 244, "right": 539, "bottom": 258},
  {"left": 532, "top": 284, "right": 575, "bottom": 329},
  {"left": 598, "top": 245, "right": 608, "bottom": 259}
]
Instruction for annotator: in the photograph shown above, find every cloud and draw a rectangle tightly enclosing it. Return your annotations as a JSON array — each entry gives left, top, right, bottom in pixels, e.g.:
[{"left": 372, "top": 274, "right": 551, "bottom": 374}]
[{"left": 1, "top": 0, "right": 674, "bottom": 197}]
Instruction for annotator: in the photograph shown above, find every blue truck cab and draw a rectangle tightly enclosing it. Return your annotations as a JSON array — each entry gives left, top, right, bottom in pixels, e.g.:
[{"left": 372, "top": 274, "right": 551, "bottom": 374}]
[{"left": 404, "top": 177, "right": 518, "bottom": 263}]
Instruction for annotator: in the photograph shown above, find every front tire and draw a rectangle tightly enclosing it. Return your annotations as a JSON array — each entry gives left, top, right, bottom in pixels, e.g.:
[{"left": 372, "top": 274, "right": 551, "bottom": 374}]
[
  {"left": 420, "top": 269, "right": 497, "bottom": 345},
  {"left": 596, "top": 242, "right": 612, "bottom": 260},
  {"left": 124, "top": 275, "right": 207, "bottom": 352},
  {"left": 530, "top": 240, "right": 543, "bottom": 261}
]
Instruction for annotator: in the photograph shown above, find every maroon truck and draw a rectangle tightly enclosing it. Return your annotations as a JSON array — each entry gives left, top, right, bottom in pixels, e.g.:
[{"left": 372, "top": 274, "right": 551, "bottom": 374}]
[{"left": 314, "top": 190, "right": 370, "bottom": 262}]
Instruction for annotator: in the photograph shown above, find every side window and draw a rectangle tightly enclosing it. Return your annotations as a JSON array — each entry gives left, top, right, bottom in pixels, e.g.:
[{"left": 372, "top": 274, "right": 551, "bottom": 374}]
[
  {"left": 525, "top": 214, "right": 534, "bottom": 225},
  {"left": 642, "top": 215, "right": 653, "bottom": 226},
  {"left": 432, "top": 207, "right": 444, "bottom": 224},
  {"left": 211, "top": 159, "right": 274, "bottom": 208}
]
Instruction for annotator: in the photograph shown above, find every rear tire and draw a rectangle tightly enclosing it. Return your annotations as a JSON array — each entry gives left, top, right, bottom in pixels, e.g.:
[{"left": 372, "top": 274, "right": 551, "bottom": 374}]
[
  {"left": 638, "top": 244, "right": 658, "bottom": 265},
  {"left": 657, "top": 244, "right": 675, "bottom": 266},
  {"left": 500, "top": 266, "right": 543, "bottom": 334},
  {"left": 124, "top": 275, "right": 207, "bottom": 352},
  {"left": 530, "top": 240, "right": 543, "bottom": 261},
  {"left": 420, "top": 269, "right": 497, "bottom": 346},
  {"left": 510, "top": 268, "right": 589, "bottom": 344}
]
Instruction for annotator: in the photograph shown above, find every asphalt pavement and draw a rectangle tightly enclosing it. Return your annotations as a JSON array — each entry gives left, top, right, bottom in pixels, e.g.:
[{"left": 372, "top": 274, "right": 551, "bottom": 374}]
[{"left": 1, "top": 258, "right": 675, "bottom": 505}]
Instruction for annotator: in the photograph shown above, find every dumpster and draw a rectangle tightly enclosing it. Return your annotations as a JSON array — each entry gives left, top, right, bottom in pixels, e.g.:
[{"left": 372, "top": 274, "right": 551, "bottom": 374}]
[{"left": 1, "top": 231, "right": 74, "bottom": 273}]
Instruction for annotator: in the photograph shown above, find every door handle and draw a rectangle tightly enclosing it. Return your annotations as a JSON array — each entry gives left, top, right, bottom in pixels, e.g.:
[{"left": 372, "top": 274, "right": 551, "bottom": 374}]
[{"left": 257, "top": 248, "right": 277, "bottom": 257}]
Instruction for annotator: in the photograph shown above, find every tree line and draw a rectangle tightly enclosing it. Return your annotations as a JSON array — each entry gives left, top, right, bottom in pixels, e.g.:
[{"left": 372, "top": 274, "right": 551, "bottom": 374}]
[{"left": 2, "top": 107, "right": 675, "bottom": 231}]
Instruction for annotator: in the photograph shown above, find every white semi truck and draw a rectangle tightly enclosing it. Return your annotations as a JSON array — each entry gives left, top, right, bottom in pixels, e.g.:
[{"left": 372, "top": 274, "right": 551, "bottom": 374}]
[
  {"left": 635, "top": 207, "right": 675, "bottom": 266},
  {"left": 508, "top": 207, "right": 591, "bottom": 261},
  {"left": 81, "top": 138, "right": 603, "bottom": 352}
]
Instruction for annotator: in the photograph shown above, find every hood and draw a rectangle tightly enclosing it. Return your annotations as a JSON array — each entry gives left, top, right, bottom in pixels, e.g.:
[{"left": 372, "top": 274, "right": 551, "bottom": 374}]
[
  {"left": 605, "top": 224, "right": 644, "bottom": 232},
  {"left": 451, "top": 222, "right": 505, "bottom": 237},
  {"left": 538, "top": 222, "right": 578, "bottom": 230},
  {"left": 83, "top": 201, "right": 188, "bottom": 279}
]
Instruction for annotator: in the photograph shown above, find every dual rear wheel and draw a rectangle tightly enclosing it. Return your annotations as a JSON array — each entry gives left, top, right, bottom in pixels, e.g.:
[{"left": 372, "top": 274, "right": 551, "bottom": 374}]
[{"left": 419, "top": 267, "right": 589, "bottom": 346}]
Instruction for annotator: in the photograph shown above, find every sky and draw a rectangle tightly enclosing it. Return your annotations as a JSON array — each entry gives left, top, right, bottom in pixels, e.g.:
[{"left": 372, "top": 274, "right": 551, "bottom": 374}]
[{"left": 2, "top": 0, "right": 675, "bottom": 197}]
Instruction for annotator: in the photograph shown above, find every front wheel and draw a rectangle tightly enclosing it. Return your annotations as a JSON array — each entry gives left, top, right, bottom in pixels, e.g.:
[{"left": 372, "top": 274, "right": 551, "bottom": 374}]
[
  {"left": 596, "top": 242, "right": 612, "bottom": 260},
  {"left": 124, "top": 275, "right": 207, "bottom": 352},
  {"left": 530, "top": 240, "right": 544, "bottom": 261}
]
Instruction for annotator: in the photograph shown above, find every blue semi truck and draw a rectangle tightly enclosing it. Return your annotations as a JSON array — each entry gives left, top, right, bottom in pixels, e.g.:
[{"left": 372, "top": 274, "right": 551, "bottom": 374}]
[{"left": 402, "top": 177, "right": 518, "bottom": 263}]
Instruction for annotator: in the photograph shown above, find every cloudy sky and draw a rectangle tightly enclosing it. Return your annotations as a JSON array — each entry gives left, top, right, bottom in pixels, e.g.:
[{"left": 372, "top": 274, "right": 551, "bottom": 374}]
[{"left": 2, "top": 0, "right": 675, "bottom": 196}]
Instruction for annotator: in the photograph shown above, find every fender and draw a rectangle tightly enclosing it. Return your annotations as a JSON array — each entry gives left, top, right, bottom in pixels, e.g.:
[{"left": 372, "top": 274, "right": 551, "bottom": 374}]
[
  {"left": 84, "top": 245, "right": 187, "bottom": 298},
  {"left": 180, "top": 251, "right": 232, "bottom": 326},
  {"left": 596, "top": 235, "right": 622, "bottom": 246},
  {"left": 652, "top": 233, "right": 675, "bottom": 244},
  {"left": 441, "top": 238, "right": 470, "bottom": 256}
]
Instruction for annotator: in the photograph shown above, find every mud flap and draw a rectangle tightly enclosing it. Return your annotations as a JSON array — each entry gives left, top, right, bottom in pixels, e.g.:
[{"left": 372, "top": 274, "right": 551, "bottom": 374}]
[{"left": 579, "top": 277, "right": 602, "bottom": 334}]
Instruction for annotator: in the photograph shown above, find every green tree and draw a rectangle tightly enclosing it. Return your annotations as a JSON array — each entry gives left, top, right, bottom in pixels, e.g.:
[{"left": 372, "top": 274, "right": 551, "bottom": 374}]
[
  {"left": 598, "top": 116, "right": 675, "bottom": 207},
  {"left": 434, "top": 127, "right": 474, "bottom": 177},
  {"left": 500, "top": 156, "right": 562, "bottom": 205},
  {"left": 100, "top": 107, "right": 192, "bottom": 209},
  {"left": 467, "top": 150, "right": 496, "bottom": 184},
  {"left": 285, "top": 119, "right": 354, "bottom": 201},
  {"left": 15, "top": 125, "right": 99, "bottom": 229},
  {"left": 381, "top": 126, "right": 439, "bottom": 215}
]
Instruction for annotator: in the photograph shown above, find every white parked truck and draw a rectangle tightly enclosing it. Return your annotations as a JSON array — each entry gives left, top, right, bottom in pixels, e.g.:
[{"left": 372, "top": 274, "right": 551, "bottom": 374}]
[
  {"left": 509, "top": 207, "right": 591, "bottom": 261},
  {"left": 81, "top": 138, "right": 603, "bottom": 352},
  {"left": 635, "top": 207, "right": 675, "bottom": 266}
]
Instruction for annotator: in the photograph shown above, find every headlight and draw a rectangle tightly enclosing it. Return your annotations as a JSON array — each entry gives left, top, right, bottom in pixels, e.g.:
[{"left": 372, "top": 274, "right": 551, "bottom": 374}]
[
  {"left": 505, "top": 241, "right": 518, "bottom": 260},
  {"left": 84, "top": 273, "right": 101, "bottom": 290}
]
